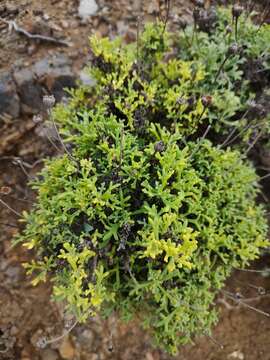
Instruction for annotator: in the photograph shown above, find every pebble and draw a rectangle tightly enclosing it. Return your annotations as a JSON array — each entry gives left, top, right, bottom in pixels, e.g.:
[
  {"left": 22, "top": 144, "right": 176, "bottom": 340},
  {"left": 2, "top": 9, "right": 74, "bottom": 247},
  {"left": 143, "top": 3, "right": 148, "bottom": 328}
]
[
  {"left": 228, "top": 350, "right": 245, "bottom": 360},
  {"left": 40, "top": 348, "right": 60, "bottom": 360},
  {"left": 0, "top": 71, "right": 20, "bottom": 119},
  {"left": 59, "top": 337, "right": 75, "bottom": 360},
  {"left": 78, "top": 0, "right": 98, "bottom": 20}
]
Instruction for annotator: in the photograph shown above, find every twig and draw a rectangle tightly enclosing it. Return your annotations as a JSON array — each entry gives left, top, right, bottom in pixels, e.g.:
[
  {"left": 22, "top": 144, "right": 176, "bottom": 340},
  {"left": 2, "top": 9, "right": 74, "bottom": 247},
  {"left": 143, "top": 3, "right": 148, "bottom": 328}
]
[
  {"left": 217, "top": 297, "right": 234, "bottom": 310},
  {"left": 0, "top": 157, "right": 44, "bottom": 169},
  {"left": 221, "top": 290, "right": 270, "bottom": 318},
  {"left": 0, "top": 198, "right": 21, "bottom": 217},
  {"left": 0, "top": 222, "right": 18, "bottom": 228},
  {"left": 256, "top": 7, "right": 270, "bottom": 33},
  {"left": 0, "top": 18, "right": 70, "bottom": 47},
  {"left": 205, "top": 333, "right": 224, "bottom": 349},
  {"left": 234, "top": 267, "right": 270, "bottom": 274},
  {"left": 189, "top": 125, "right": 211, "bottom": 159},
  {"left": 37, "top": 320, "right": 78, "bottom": 349},
  {"left": 260, "top": 172, "right": 270, "bottom": 181},
  {"left": 221, "top": 122, "right": 260, "bottom": 149},
  {"left": 243, "top": 128, "right": 264, "bottom": 156},
  {"left": 48, "top": 109, "right": 76, "bottom": 161}
]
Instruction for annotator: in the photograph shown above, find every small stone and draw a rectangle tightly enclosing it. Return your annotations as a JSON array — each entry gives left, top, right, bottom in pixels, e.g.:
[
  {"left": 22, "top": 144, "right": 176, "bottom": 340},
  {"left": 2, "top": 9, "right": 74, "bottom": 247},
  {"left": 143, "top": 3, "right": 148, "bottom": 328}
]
[
  {"left": 88, "top": 354, "right": 99, "bottom": 360},
  {"left": 61, "top": 20, "right": 69, "bottom": 29},
  {"left": 6, "top": 3, "right": 19, "bottom": 15},
  {"left": 78, "top": 0, "right": 98, "bottom": 20},
  {"left": 40, "top": 348, "right": 59, "bottom": 360},
  {"left": 5, "top": 265, "right": 21, "bottom": 283},
  {"left": 13, "top": 68, "right": 43, "bottom": 114},
  {"left": 78, "top": 328, "right": 94, "bottom": 347},
  {"left": 116, "top": 20, "right": 129, "bottom": 36},
  {"left": 59, "top": 337, "right": 75, "bottom": 360},
  {"left": 27, "top": 44, "right": 37, "bottom": 56},
  {"left": 0, "top": 71, "right": 20, "bottom": 119},
  {"left": 0, "top": 186, "right": 12, "bottom": 195},
  {"left": 228, "top": 350, "right": 245, "bottom": 360},
  {"left": 97, "top": 21, "right": 109, "bottom": 37},
  {"left": 147, "top": 1, "right": 159, "bottom": 14}
]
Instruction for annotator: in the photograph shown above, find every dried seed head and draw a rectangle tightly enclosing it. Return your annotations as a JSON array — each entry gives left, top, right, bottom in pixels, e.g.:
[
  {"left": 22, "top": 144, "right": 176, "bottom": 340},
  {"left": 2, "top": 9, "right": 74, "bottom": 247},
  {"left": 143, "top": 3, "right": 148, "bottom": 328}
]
[
  {"left": 201, "top": 95, "right": 212, "bottom": 107},
  {"left": 232, "top": 5, "right": 244, "bottom": 18},
  {"left": 36, "top": 337, "right": 47, "bottom": 349},
  {"left": 247, "top": 100, "right": 266, "bottom": 117},
  {"left": 227, "top": 43, "right": 239, "bottom": 56},
  {"left": 43, "top": 95, "right": 56, "bottom": 109},
  {"left": 0, "top": 186, "right": 12, "bottom": 195},
  {"left": 225, "top": 25, "right": 232, "bottom": 34},
  {"left": 194, "top": 0, "right": 204, "bottom": 8},
  {"left": 154, "top": 141, "right": 165, "bottom": 153},
  {"left": 33, "top": 114, "right": 43, "bottom": 124},
  {"left": 258, "top": 287, "right": 266, "bottom": 295},
  {"left": 235, "top": 292, "right": 243, "bottom": 300}
]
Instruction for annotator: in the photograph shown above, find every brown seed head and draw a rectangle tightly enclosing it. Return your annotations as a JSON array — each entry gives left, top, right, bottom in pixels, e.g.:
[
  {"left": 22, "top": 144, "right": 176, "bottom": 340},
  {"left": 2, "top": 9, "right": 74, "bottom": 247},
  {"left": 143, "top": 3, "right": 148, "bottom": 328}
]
[{"left": 232, "top": 5, "right": 244, "bottom": 18}]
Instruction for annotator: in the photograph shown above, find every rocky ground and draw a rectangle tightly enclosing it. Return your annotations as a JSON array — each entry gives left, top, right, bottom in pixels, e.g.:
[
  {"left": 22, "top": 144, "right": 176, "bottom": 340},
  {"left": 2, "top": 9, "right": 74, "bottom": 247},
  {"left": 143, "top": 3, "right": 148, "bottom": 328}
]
[{"left": 1, "top": 1, "right": 270, "bottom": 359}]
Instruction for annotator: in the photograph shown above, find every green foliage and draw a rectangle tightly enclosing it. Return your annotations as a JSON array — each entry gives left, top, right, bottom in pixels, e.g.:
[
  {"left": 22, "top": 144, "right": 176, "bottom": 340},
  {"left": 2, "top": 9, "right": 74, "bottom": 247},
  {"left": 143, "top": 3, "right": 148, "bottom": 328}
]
[
  {"left": 178, "top": 6, "right": 270, "bottom": 135},
  {"left": 16, "top": 15, "right": 269, "bottom": 355}
]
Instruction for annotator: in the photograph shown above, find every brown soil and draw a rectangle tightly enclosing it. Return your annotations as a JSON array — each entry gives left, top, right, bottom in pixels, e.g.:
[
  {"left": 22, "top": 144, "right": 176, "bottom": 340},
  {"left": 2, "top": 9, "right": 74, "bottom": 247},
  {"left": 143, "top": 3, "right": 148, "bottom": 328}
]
[{"left": 1, "top": 1, "right": 270, "bottom": 360}]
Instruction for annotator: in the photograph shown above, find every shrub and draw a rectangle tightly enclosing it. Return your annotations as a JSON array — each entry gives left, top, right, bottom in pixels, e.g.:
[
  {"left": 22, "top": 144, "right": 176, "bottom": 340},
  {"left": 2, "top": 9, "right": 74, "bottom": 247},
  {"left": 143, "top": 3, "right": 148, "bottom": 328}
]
[{"left": 17, "top": 15, "right": 269, "bottom": 355}]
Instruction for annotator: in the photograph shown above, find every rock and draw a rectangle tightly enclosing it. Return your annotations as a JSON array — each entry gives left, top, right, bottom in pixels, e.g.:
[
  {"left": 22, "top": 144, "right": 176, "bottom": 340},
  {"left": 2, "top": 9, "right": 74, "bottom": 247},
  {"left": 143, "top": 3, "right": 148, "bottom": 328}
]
[
  {"left": 59, "top": 337, "right": 75, "bottom": 360},
  {"left": 33, "top": 54, "right": 76, "bottom": 101},
  {"left": 33, "top": 54, "right": 72, "bottom": 79},
  {"left": 5, "top": 265, "right": 21, "bottom": 284},
  {"left": 78, "top": 0, "right": 98, "bottom": 20},
  {"left": 77, "top": 328, "right": 94, "bottom": 347},
  {"left": 13, "top": 68, "right": 44, "bottom": 114},
  {"left": 40, "top": 348, "right": 60, "bottom": 360},
  {"left": 0, "top": 71, "right": 20, "bottom": 119},
  {"left": 31, "top": 19, "right": 53, "bottom": 37},
  {"left": 228, "top": 350, "right": 245, "bottom": 360},
  {"left": 116, "top": 20, "right": 129, "bottom": 36}
]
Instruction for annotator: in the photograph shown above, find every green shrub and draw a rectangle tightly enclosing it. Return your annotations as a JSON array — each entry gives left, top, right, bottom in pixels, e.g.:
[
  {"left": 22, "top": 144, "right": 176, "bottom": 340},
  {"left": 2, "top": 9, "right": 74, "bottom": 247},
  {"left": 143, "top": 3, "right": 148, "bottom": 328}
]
[{"left": 17, "top": 16, "right": 269, "bottom": 355}]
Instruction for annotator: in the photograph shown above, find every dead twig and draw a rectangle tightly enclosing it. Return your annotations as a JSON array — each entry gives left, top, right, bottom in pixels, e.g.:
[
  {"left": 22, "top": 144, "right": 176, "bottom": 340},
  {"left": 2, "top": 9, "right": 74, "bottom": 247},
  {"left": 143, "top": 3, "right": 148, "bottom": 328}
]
[
  {"left": 0, "top": 17, "right": 71, "bottom": 47},
  {"left": 221, "top": 290, "right": 270, "bottom": 318}
]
